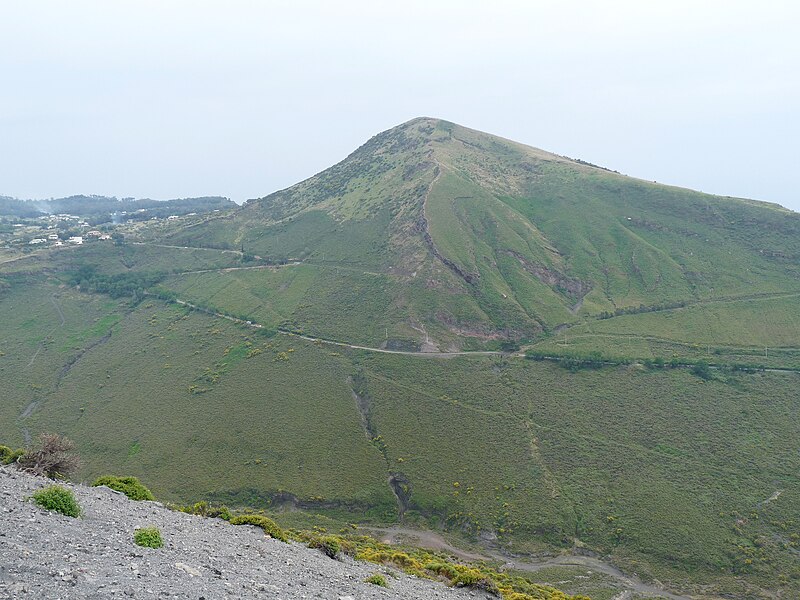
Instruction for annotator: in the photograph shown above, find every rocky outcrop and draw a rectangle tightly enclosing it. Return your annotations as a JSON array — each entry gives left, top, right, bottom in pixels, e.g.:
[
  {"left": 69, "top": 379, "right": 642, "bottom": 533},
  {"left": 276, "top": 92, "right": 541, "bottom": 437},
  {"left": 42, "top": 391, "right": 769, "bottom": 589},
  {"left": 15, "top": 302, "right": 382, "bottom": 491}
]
[{"left": 504, "top": 250, "right": 590, "bottom": 302}]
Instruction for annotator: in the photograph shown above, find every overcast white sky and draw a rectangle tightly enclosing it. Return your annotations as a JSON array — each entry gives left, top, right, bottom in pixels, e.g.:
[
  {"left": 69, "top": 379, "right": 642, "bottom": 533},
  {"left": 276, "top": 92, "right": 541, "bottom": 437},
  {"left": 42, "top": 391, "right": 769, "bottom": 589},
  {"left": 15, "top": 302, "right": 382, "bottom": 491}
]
[{"left": 1, "top": 1, "right": 798, "bottom": 211}]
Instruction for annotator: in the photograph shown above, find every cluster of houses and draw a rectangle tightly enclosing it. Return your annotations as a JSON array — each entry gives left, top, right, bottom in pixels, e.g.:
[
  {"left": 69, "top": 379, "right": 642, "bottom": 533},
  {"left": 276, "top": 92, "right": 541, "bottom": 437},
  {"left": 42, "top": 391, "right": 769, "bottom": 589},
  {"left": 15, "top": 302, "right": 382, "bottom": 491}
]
[
  {"left": 9, "top": 207, "right": 200, "bottom": 250},
  {"left": 28, "top": 230, "right": 111, "bottom": 247}
]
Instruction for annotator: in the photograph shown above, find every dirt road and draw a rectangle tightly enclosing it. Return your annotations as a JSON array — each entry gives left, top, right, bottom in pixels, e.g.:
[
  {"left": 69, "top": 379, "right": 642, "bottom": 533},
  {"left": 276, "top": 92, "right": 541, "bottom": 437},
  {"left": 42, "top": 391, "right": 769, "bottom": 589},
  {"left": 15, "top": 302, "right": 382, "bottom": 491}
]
[{"left": 365, "top": 526, "right": 691, "bottom": 600}]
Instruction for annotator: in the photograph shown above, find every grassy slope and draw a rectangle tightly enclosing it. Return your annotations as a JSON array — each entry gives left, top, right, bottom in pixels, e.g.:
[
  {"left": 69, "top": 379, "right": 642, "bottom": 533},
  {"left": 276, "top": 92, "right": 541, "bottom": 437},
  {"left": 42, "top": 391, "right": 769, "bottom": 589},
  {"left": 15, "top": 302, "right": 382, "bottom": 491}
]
[
  {"left": 0, "top": 243, "right": 245, "bottom": 279},
  {"left": 423, "top": 122, "right": 800, "bottom": 339},
  {"left": 0, "top": 281, "right": 393, "bottom": 512},
  {"left": 157, "top": 118, "right": 800, "bottom": 356},
  {"left": 359, "top": 354, "right": 800, "bottom": 587},
  {"left": 528, "top": 293, "right": 800, "bottom": 367},
  {"left": 0, "top": 281, "right": 129, "bottom": 445},
  {"left": 2, "top": 276, "right": 799, "bottom": 595}
]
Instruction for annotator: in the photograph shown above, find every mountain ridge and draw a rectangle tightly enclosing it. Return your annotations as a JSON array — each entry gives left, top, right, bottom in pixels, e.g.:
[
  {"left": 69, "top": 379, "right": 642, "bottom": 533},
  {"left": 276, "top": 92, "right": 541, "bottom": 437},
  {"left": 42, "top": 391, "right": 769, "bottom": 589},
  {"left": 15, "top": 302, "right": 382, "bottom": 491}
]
[{"left": 250, "top": 116, "right": 794, "bottom": 216}]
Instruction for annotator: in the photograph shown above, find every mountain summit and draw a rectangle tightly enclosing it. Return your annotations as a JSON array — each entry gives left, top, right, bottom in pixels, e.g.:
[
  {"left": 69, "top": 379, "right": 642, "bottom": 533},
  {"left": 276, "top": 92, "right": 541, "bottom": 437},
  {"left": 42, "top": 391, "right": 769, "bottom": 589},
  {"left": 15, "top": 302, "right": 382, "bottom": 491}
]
[{"left": 167, "top": 118, "right": 800, "bottom": 350}]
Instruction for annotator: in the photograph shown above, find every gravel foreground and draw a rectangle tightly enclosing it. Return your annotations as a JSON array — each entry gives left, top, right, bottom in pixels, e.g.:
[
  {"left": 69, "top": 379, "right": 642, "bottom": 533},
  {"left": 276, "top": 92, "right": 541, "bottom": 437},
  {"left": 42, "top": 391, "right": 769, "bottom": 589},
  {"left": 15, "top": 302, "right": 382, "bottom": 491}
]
[{"left": 0, "top": 467, "right": 485, "bottom": 600}]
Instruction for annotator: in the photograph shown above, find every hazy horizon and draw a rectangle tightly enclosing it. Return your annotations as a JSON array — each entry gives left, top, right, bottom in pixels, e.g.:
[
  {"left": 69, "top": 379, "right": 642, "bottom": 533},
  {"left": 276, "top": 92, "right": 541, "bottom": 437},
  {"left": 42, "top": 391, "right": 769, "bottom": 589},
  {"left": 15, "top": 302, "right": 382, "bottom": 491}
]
[{"left": 1, "top": 1, "right": 798, "bottom": 212}]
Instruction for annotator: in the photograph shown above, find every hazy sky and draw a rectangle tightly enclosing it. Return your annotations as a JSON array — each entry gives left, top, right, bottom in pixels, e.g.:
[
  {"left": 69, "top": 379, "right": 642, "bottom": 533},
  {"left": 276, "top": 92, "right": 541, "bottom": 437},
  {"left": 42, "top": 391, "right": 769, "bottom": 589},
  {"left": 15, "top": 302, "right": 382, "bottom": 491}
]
[{"left": 1, "top": 1, "right": 798, "bottom": 211}]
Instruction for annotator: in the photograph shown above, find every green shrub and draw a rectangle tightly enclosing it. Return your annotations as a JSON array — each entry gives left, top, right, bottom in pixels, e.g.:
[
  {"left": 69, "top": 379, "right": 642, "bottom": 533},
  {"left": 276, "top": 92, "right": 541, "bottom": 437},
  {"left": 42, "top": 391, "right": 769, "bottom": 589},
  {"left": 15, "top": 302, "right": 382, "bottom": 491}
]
[
  {"left": 173, "top": 500, "right": 232, "bottom": 521},
  {"left": 309, "top": 535, "right": 341, "bottom": 559},
  {"left": 313, "top": 534, "right": 578, "bottom": 599},
  {"left": 691, "top": 361, "right": 713, "bottom": 380},
  {"left": 229, "top": 514, "right": 288, "bottom": 542},
  {"left": 134, "top": 526, "right": 163, "bottom": 549},
  {"left": 424, "top": 561, "right": 458, "bottom": 580},
  {"left": 92, "top": 475, "right": 155, "bottom": 501},
  {"left": 452, "top": 569, "right": 499, "bottom": 593},
  {"left": 364, "top": 573, "right": 388, "bottom": 587},
  {"left": 0, "top": 445, "right": 24, "bottom": 465},
  {"left": 31, "top": 485, "right": 81, "bottom": 517},
  {"left": 389, "top": 551, "right": 421, "bottom": 569},
  {"left": 499, "top": 340, "right": 521, "bottom": 352}
]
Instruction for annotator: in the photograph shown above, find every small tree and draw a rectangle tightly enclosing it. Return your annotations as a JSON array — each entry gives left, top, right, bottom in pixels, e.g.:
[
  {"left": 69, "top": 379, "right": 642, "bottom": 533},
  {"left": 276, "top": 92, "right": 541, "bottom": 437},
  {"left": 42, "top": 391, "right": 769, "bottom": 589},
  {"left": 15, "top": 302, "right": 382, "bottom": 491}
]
[{"left": 19, "top": 433, "right": 80, "bottom": 479}]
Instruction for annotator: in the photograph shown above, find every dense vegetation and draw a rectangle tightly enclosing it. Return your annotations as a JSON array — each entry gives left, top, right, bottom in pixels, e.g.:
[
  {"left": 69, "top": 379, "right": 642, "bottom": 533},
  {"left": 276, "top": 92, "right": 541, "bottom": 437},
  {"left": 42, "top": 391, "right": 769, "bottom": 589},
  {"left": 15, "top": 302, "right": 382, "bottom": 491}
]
[
  {"left": 0, "top": 194, "right": 234, "bottom": 224},
  {"left": 68, "top": 265, "right": 167, "bottom": 300}
]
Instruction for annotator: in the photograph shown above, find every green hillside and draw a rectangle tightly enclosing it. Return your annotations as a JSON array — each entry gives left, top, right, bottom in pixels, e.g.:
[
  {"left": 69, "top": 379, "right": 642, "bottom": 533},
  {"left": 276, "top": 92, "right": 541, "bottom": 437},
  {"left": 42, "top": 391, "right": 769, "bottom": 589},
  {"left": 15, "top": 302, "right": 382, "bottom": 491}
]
[
  {"left": 162, "top": 117, "right": 800, "bottom": 355},
  {"left": 1, "top": 276, "right": 798, "bottom": 597},
  {"left": 2, "top": 118, "right": 799, "bottom": 598}
]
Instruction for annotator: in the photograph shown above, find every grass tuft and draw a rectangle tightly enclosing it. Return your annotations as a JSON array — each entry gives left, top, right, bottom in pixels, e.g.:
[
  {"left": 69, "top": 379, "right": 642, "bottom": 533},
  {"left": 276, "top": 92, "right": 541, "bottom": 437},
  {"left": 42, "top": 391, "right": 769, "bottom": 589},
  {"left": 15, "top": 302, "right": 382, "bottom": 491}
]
[
  {"left": 364, "top": 573, "right": 388, "bottom": 587},
  {"left": 133, "top": 526, "right": 163, "bottom": 548}
]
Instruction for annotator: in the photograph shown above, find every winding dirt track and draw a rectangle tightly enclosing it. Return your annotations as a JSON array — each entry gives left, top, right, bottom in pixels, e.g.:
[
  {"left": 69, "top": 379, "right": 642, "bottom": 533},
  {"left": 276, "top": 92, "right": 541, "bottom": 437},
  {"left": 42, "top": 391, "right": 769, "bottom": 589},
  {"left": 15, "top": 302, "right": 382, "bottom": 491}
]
[
  {"left": 173, "top": 299, "right": 504, "bottom": 358},
  {"left": 283, "top": 330, "right": 502, "bottom": 357},
  {"left": 173, "top": 299, "right": 800, "bottom": 375},
  {"left": 366, "top": 526, "right": 691, "bottom": 600}
]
